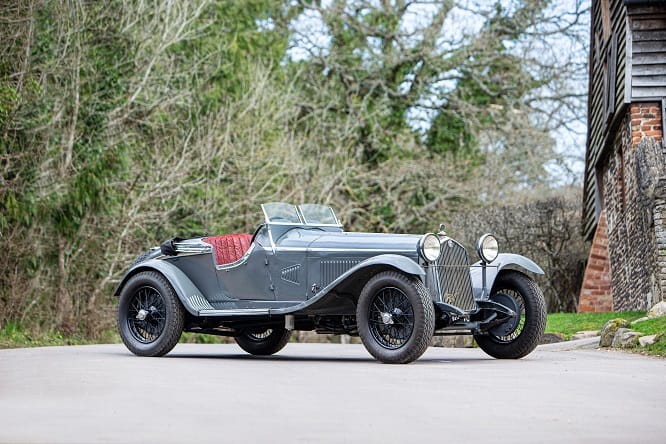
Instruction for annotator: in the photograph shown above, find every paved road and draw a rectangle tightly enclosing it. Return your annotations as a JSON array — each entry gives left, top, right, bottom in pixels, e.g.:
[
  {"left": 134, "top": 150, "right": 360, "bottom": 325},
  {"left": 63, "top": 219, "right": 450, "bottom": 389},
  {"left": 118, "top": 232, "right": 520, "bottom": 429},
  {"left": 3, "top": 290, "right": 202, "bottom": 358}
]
[{"left": 1, "top": 341, "right": 665, "bottom": 444}]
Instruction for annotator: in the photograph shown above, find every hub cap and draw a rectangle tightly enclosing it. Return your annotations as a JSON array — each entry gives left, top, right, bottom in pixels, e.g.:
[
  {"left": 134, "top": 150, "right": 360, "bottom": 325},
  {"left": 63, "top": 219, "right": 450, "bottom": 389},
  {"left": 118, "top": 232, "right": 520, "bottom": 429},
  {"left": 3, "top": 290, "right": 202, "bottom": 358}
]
[{"left": 489, "top": 290, "right": 525, "bottom": 341}]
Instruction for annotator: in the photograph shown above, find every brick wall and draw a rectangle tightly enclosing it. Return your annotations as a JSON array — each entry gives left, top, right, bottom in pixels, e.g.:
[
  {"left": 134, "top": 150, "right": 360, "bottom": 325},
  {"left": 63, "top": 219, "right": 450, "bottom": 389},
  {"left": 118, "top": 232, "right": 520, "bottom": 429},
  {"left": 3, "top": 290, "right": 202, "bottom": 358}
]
[
  {"left": 578, "top": 210, "right": 612, "bottom": 312},
  {"left": 630, "top": 102, "right": 663, "bottom": 145}
]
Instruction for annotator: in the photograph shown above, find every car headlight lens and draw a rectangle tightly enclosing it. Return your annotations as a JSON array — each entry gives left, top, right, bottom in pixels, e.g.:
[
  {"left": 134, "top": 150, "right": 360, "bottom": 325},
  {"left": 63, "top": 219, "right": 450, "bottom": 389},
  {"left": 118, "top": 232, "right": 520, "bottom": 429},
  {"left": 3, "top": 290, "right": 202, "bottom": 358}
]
[
  {"left": 476, "top": 233, "right": 499, "bottom": 263},
  {"left": 420, "top": 233, "right": 441, "bottom": 262}
]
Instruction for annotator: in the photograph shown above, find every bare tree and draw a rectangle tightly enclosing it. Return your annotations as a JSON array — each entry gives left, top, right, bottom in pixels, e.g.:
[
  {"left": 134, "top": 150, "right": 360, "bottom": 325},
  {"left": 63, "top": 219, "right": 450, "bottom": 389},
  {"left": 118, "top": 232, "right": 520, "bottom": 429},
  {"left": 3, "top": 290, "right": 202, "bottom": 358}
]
[{"left": 289, "top": 0, "right": 589, "bottom": 189}]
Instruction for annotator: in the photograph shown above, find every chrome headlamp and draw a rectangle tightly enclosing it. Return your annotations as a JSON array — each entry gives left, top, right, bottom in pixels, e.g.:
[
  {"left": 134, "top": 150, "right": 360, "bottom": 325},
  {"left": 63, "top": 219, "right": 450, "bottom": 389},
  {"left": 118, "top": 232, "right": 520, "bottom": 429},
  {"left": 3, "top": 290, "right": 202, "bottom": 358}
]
[
  {"left": 419, "top": 233, "right": 441, "bottom": 262},
  {"left": 476, "top": 233, "right": 499, "bottom": 263}
]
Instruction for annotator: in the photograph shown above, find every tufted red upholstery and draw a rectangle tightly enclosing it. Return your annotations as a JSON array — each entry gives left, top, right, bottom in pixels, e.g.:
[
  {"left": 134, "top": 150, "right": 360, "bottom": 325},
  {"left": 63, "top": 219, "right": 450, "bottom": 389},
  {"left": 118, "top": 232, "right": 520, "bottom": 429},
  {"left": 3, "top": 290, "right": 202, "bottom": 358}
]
[{"left": 202, "top": 233, "right": 253, "bottom": 266}]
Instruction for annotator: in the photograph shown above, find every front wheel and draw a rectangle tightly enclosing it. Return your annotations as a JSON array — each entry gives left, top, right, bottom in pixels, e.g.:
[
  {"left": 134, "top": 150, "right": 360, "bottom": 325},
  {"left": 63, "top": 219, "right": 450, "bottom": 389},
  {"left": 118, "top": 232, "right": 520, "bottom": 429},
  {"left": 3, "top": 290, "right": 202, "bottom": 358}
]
[
  {"left": 474, "top": 271, "right": 546, "bottom": 359},
  {"left": 235, "top": 327, "right": 292, "bottom": 356},
  {"left": 357, "top": 271, "right": 435, "bottom": 364},
  {"left": 118, "top": 271, "right": 184, "bottom": 357}
]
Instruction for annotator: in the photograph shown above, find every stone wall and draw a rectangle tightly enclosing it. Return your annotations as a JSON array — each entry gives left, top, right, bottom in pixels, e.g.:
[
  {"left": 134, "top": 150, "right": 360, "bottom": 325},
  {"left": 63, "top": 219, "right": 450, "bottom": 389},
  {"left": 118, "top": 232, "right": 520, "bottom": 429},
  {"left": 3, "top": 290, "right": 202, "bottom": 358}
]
[
  {"left": 632, "top": 104, "right": 665, "bottom": 309},
  {"left": 654, "top": 181, "right": 666, "bottom": 306},
  {"left": 595, "top": 102, "right": 665, "bottom": 311}
]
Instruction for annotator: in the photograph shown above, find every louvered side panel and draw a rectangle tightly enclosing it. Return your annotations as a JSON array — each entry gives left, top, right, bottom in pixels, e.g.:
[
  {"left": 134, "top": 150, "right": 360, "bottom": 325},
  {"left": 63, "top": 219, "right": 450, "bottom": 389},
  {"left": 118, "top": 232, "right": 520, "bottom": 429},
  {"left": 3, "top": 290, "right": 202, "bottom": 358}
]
[
  {"left": 281, "top": 264, "right": 300, "bottom": 284},
  {"left": 320, "top": 259, "right": 360, "bottom": 288}
]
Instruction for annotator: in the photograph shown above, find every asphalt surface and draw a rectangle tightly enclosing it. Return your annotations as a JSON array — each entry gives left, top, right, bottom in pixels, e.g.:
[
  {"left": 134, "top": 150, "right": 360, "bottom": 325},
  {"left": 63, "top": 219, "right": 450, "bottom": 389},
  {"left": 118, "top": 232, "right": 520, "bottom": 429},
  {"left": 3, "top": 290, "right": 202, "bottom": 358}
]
[{"left": 1, "top": 340, "right": 665, "bottom": 444}]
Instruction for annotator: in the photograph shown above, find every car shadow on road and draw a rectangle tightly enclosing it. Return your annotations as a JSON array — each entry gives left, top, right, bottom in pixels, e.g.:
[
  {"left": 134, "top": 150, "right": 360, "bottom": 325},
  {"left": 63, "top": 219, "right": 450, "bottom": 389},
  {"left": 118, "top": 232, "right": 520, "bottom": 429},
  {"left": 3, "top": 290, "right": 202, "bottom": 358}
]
[
  {"left": 158, "top": 352, "right": 494, "bottom": 365},
  {"left": 104, "top": 344, "right": 494, "bottom": 364}
]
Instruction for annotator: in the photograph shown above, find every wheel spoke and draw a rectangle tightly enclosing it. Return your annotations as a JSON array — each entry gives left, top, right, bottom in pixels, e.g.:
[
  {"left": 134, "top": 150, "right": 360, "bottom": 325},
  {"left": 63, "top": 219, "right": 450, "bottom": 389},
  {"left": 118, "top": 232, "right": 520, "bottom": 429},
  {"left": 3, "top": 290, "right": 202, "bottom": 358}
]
[
  {"left": 367, "top": 286, "right": 414, "bottom": 350},
  {"left": 127, "top": 285, "right": 167, "bottom": 344}
]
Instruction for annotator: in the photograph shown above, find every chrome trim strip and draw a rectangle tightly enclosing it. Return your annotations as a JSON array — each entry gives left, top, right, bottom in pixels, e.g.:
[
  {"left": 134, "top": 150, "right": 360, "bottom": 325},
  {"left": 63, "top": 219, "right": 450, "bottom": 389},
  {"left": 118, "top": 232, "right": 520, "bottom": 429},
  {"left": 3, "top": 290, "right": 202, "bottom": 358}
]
[
  {"left": 260, "top": 246, "right": 415, "bottom": 253},
  {"left": 198, "top": 308, "right": 270, "bottom": 316},
  {"left": 267, "top": 228, "right": 276, "bottom": 254},
  {"left": 172, "top": 243, "right": 211, "bottom": 254},
  {"left": 215, "top": 243, "right": 257, "bottom": 271}
]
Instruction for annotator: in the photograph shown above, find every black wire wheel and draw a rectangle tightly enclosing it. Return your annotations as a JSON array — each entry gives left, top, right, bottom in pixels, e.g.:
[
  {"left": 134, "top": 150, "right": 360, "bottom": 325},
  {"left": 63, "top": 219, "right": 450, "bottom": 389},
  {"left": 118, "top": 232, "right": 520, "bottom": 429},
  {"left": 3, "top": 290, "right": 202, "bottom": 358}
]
[
  {"left": 235, "top": 326, "right": 292, "bottom": 356},
  {"left": 118, "top": 271, "right": 184, "bottom": 357},
  {"left": 474, "top": 270, "right": 546, "bottom": 359},
  {"left": 357, "top": 271, "right": 434, "bottom": 364},
  {"left": 127, "top": 285, "right": 166, "bottom": 343},
  {"left": 368, "top": 287, "right": 415, "bottom": 349}
]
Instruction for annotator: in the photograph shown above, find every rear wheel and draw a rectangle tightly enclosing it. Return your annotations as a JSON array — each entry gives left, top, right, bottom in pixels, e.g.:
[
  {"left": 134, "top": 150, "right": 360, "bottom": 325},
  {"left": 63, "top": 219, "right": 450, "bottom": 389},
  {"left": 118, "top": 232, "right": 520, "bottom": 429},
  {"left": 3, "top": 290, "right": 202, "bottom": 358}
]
[
  {"left": 118, "top": 271, "right": 184, "bottom": 357},
  {"left": 357, "top": 271, "right": 434, "bottom": 364},
  {"left": 474, "top": 271, "right": 546, "bottom": 359},
  {"left": 235, "top": 327, "right": 292, "bottom": 356}
]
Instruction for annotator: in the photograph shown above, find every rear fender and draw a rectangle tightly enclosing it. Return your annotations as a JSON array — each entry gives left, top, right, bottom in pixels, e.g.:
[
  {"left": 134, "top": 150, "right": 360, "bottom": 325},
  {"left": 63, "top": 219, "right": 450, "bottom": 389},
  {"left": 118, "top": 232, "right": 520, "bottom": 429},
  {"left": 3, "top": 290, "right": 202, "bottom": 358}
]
[
  {"left": 114, "top": 259, "right": 203, "bottom": 316},
  {"left": 470, "top": 253, "right": 544, "bottom": 301}
]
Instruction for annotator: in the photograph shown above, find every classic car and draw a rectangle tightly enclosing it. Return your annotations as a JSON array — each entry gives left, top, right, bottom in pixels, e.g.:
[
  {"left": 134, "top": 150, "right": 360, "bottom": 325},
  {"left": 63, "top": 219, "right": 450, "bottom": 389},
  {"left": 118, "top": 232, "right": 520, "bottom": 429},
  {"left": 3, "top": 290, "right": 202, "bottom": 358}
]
[{"left": 116, "top": 202, "right": 546, "bottom": 364}]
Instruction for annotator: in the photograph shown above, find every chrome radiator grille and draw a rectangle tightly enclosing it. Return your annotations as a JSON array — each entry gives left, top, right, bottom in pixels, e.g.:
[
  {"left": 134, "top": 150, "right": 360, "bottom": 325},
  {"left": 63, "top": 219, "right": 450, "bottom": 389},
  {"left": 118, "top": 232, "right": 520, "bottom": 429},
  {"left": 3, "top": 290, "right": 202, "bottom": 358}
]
[{"left": 426, "top": 238, "right": 476, "bottom": 312}]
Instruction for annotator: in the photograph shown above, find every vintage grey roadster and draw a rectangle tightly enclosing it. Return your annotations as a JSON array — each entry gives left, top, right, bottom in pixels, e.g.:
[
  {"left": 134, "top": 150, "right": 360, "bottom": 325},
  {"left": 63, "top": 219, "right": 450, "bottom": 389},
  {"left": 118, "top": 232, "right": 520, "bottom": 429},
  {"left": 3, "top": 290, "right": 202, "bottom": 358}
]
[{"left": 116, "top": 203, "right": 546, "bottom": 363}]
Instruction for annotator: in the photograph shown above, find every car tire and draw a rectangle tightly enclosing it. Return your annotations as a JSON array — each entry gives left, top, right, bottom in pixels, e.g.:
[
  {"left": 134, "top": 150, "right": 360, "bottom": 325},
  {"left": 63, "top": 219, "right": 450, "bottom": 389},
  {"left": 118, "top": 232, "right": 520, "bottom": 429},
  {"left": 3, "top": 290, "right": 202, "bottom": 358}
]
[
  {"left": 474, "top": 270, "right": 546, "bottom": 359},
  {"left": 235, "top": 327, "right": 292, "bottom": 356},
  {"left": 118, "top": 271, "right": 184, "bottom": 357},
  {"left": 357, "top": 271, "right": 434, "bottom": 364}
]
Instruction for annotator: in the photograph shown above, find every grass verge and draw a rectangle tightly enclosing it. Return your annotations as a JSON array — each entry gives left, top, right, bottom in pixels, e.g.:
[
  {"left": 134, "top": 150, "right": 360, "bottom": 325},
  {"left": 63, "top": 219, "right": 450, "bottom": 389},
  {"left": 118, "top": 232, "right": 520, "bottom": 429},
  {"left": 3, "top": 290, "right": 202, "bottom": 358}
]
[
  {"left": 630, "top": 316, "right": 666, "bottom": 356},
  {"left": 0, "top": 322, "right": 119, "bottom": 349},
  {"left": 546, "top": 311, "right": 646, "bottom": 339}
]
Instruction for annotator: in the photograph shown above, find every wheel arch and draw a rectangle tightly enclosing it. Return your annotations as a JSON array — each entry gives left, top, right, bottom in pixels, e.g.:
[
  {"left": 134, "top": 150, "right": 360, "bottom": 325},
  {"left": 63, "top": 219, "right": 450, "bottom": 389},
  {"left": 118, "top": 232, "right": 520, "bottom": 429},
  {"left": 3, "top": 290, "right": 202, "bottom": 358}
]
[
  {"left": 470, "top": 253, "right": 544, "bottom": 301},
  {"left": 114, "top": 259, "right": 202, "bottom": 316},
  {"left": 297, "top": 255, "right": 425, "bottom": 315}
]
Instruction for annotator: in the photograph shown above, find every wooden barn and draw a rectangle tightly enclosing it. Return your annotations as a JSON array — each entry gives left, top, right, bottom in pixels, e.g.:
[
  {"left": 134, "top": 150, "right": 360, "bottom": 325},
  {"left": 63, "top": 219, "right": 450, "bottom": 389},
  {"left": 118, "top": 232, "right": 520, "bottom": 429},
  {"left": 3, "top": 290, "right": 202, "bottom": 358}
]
[{"left": 579, "top": 0, "right": 666, "bottom": 312}]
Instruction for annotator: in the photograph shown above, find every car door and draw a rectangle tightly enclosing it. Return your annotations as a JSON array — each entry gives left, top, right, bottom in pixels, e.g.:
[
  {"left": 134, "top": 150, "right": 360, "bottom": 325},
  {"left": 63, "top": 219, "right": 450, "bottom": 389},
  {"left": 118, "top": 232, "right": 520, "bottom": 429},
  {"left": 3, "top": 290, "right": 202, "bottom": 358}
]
[
  {"left": 266, "top": 247, "right": 309, "bottom": 301},
  {"left": 214, "top": 236, "right": 274, "bottom": 301}
]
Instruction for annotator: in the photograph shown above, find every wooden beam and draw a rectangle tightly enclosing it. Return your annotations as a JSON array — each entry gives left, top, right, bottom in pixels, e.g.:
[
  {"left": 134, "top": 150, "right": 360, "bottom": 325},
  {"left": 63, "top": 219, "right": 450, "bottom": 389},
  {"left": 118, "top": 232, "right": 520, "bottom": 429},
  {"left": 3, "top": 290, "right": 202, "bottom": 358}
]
[
  {"left": 632, "top": 29, "right": 666, "bottom": 41},
  {"left": 633, "top": 86, "right": 666, "bottom": 97},
  {"left": 633, "top": 41, "right": 666, "bottom": 53},
  {"left": 626, "top": 16, "right": 633, "bottom": 103},
  {"left": 633, "top": 63, "right": 666, "bottom": 75}
]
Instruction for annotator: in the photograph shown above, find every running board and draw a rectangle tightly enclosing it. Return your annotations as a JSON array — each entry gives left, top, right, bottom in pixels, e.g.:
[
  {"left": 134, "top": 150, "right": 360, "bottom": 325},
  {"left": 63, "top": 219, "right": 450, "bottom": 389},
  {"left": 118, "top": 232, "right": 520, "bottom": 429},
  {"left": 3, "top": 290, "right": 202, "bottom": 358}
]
[{"left": 197, "top": 308, "right": 270, "bottom": 317}]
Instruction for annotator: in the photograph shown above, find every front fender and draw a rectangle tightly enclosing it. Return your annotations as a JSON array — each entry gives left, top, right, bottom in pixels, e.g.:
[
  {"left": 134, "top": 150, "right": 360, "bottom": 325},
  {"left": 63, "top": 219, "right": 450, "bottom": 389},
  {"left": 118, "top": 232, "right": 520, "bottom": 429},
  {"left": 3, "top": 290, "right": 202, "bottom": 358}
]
[
  {"left": 114, "top": 259, "right": 203, "bottom": 316},
  {"left": 319, "top": 253, "right": 425, "bottom": 295},
  {"left": 283, "top": 254, "right": 424, "bottom": 316},
  {"left": 470, "top": 253, "right": 544, "bottom": 301}
]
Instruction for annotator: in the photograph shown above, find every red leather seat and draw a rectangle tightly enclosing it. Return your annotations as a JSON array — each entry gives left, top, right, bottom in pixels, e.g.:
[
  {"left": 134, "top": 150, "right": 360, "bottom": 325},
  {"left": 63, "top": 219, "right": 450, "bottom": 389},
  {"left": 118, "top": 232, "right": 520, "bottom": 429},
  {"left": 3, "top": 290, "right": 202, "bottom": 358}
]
[{"left": 202, "top": 233, "right": 253, "bottom": 266}]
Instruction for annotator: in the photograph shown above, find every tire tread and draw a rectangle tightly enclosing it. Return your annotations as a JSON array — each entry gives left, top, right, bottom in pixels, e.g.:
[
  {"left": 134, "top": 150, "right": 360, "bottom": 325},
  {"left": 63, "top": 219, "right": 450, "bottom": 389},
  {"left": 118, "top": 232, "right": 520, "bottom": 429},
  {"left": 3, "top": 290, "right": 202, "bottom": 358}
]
[
  {"left": 118, "top": 271, "right": 184, "bottom": 357},
  {"left": 474, "top": 270, "right": 546, "bottom": 359},
  {"left": 357, "top": 271, "right": 435, "bottom": 364}
]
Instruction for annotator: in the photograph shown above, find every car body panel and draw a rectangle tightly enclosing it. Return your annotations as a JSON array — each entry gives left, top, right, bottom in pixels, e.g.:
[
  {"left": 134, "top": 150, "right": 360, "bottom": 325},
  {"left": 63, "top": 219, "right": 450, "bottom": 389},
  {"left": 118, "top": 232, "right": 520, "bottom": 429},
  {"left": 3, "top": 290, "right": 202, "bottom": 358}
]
[
  {"left": 117, "top": 258, "right": 209, "bottom": 317},
  {"left": 470, "top": 253, "right": 545, "bottom": 300}
]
